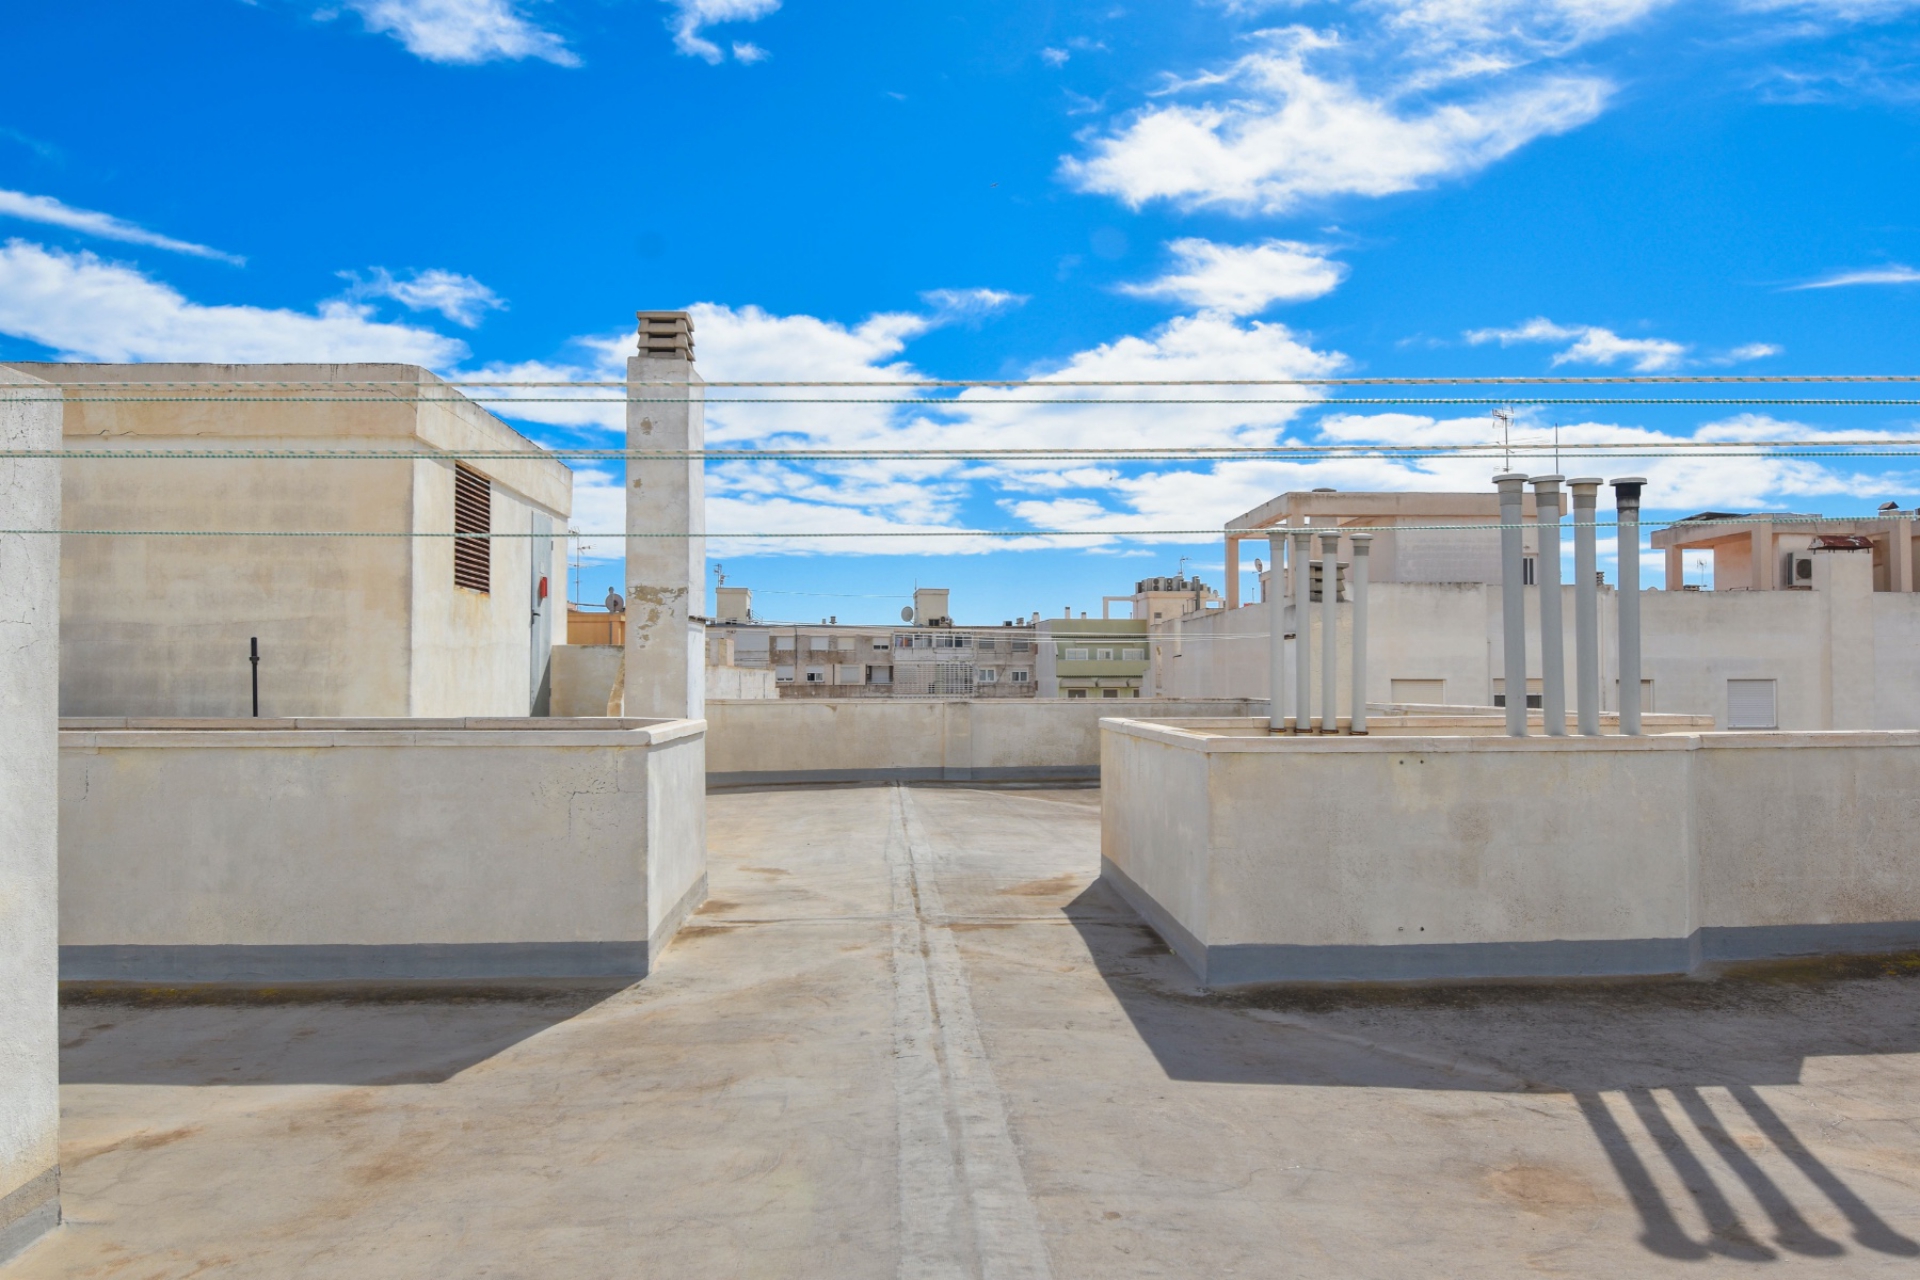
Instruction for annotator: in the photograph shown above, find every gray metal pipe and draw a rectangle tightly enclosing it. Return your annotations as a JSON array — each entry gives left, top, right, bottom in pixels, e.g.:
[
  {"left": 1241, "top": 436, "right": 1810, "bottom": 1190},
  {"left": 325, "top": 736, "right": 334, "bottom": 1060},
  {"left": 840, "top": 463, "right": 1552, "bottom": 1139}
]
[
  {"left": 1349, "top": 533, "right": 1372, "bottom": 735},
  {"left": 1267, "top": 531, "right": 1287, "bottom": 732},
  {"left": 1531, "top": 475, "right": 1567, "bottom": 736},
  {"left": 1494, "top": 473, "right": 1529, "bottom": 737},
  {"left": 1569, "top": 478, "right": 1602, "bottom": 736},
  {"left": 1319, "top": 531, "right": 1340, "bottom": 732},
  {"left": 1292, "top": 527, "right": 1313, "bottom": 733},
  {"left": 1611, "top": 477, "right": 1646, "bottom": 735}
]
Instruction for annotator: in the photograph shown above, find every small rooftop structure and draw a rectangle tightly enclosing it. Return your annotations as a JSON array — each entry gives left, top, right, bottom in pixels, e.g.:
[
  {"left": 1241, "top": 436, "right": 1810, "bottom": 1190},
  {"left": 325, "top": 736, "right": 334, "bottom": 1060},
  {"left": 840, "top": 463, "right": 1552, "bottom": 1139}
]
[
  {"left": 1221, "top": 489, "right": 1541, "bottom": 608},
  {"left": 1651, "top": 509, "right": 1916, "bottom": 592}
]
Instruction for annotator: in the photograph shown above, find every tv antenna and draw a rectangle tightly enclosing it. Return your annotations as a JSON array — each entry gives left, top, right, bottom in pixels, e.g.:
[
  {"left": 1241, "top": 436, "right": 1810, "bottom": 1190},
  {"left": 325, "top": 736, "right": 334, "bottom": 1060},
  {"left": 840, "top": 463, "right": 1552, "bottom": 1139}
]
[
  {"left": 1493, "top": 406, "right": 1514, "bottom": 471},
  {"left": 713, "top": 563, "right": 727, "bottom": 588}
]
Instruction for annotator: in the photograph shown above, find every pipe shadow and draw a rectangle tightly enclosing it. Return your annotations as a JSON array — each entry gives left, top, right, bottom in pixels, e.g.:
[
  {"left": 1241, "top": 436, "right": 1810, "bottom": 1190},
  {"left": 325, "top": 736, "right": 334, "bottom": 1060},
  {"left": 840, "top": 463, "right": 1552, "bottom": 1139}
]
[
  {"left": 59, "top": 983, "right": 629, "bottom": 1086},
  {"left": 1064, "top": 881, "right": 1920, "bottom": 1264}
]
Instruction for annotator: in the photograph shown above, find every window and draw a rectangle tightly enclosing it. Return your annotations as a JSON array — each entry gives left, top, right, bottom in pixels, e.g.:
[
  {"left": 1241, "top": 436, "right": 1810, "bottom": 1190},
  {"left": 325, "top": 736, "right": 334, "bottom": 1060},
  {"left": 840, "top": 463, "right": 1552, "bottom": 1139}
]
[
  {"left": 1102, "top": 688, "right": 1120, "bottom": 698},
  {"left": 836, "top": 664, "right": 863, "bottom": 684},
  {"left": 1522, "top": 555, "right": 1537, "bottom": 586},
  {"left": 453, "top": 465, "right": 491, "bottom": 592},
  {"left": 868, "top": 665, "right": 892, "bottom": 684},
  {"left": 1065, "top": 647, "right": 1089, "bottom": 661},
  {"left": 1728, "top": 679, "right": 1777, "bottom": 730},
  {"left": 1010, "top": 670, "right": 1030, "bottom": 684},
  {"left": 1067, "top": 688, "right": 1087, "bottom": 698},
  {"left": 1095, "top": 648, "right": 1114, "bottom": 661},
  {"left": 775, "top": 665, "right": 795, "bottom": 682},
  {"left": 805, "top": 666, "right": 827, "bottom": 683},
  {"left": 1011, "top": 640, "right": 1032, "bottom": 653},
  {"left": 977, "top": 668, "right": 999, "bottom": 683},
  {"left": 1121, "top": 648, "right": 1145, "bottom": 662},
  {"left": 873, "top": 640, "right": 891, "bottom": 651}
]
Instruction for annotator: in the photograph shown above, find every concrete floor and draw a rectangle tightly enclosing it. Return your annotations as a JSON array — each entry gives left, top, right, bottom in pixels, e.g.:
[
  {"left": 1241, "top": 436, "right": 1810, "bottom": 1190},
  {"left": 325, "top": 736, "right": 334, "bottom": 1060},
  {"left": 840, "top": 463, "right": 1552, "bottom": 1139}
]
[{"left": 11, "top": 783, "right": 1920, "bottom": 1277}]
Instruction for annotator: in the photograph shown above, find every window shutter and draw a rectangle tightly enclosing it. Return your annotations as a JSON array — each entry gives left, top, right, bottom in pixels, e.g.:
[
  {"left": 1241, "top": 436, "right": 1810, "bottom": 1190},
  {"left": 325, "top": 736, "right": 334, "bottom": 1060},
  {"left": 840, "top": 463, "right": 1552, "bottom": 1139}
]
[{"left": 1727, "top": 679, "right": 1777, "bottom": 730}]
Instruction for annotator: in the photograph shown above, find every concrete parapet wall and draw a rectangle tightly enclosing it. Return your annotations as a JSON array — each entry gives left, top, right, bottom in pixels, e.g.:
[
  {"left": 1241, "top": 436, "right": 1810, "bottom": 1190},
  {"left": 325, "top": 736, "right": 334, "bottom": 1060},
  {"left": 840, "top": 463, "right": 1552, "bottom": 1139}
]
[
  {"left": 1101, "top": 718, "right": 1920, "bottom": 986},
  {"left": 0, "top": 368, "right": 60, "bottom": 1261},
  {"left": 58, "top": 717, "right": 706, "bottom": 983},
  {"left": 705, "top": 698, "right": 1267, "bottom": 785}
]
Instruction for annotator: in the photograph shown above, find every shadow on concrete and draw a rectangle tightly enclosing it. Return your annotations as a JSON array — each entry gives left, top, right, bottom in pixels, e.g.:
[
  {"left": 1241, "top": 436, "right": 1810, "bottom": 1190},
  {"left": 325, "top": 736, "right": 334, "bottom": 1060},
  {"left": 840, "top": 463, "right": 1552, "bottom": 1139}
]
[
  {"left": 1064, "top": 881, "right": 1920, "bottom": 1263},
  {"left": 58, "top": 983, "right": 628, "bottom": 1087}
]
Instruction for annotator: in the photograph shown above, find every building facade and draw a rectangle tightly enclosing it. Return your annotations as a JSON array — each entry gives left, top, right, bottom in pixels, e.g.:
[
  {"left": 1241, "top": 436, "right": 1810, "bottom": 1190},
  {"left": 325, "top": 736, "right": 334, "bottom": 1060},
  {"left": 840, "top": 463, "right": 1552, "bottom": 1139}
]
[
  {"left": 11, "top": 362, "right": 572, "bottom": 718},
  {"left": 1158, "top": 487, "right": 1920, "bottom": 731},
  {"left": 705, "top": 586, "right": 1040, "bottom": 698}
]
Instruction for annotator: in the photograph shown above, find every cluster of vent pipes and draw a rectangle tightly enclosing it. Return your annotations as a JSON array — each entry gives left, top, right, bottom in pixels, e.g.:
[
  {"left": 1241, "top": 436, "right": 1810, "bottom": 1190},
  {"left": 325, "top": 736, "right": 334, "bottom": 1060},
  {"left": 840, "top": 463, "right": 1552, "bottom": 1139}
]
[{"left": 1264, "top": 475, "right": 1647, "bottom": 738}]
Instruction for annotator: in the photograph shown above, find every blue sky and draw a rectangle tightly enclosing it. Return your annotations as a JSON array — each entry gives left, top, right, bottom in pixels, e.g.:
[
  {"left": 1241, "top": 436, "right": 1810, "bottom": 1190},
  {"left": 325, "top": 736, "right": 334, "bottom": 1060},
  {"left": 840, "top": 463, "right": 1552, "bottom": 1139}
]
[{"left": 3, "top": 0, "right": 1919, "bottom": 621}]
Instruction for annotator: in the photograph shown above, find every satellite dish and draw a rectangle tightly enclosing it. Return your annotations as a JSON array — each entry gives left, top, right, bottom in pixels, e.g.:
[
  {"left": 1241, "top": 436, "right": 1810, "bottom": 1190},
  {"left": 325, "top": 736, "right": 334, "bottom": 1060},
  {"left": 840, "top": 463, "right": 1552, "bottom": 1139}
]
[{"left": 901, "top": 606, "right": 915, "bottom": 622}]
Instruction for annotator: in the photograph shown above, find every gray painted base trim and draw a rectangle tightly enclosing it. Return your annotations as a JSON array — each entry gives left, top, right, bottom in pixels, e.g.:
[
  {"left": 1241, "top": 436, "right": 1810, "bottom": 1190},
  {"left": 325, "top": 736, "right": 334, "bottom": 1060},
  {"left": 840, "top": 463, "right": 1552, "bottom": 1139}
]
[
  {"left": 60, "top": 941, "right": 649, "bottom": 984},
  {"left": 1100, "top": 861, "right": 1920, "bottom": 987},
  {"left": 709, "top": 765, "right": 1099, "bottom": 788},
  {"left": 1098, "top": 857, "right": 1209, "bottom": 980},
  {"left": 1200, "top": 936, "right": 1698, "bottom": 987},
  {"left": 649, "top": 872, "right": 708, "bottom": 964},
  {"left": 0, "top": 1167, "right": 59, "bottom": 1265},
  {"left": 1699, "top": 921, "right": 1920, "bottom": 962}
]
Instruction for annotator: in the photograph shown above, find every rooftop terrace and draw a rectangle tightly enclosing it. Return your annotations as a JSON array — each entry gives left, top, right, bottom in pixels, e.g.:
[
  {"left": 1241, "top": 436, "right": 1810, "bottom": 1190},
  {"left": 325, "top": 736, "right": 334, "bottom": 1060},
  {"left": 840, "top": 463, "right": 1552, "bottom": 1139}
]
[{"left": 14, "top": 784, "right": 1920, "bottom": 1277}]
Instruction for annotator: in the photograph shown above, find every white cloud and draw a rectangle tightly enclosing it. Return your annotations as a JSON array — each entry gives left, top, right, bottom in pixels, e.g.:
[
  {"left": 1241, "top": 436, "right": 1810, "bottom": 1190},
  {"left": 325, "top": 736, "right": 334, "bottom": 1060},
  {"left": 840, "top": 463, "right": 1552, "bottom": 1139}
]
[
  {"left": 666, "top": 0, "right": 781, "bottom": 63},
  {"left": 1119, "top": 237, "right": 1347, "bottom": 314},
  {"left": 1465, "top": 316, "right": 1688, "bottom": 371},
  {"left": 732, "top": 41, "right": 770, "bottom": 62},
  {"left": 346, "top": 0, "right": 579, "bottom": 65},
  {"left": 1792, "top": 264, "right": 1920, "bottom": 288},
  {"left": 918, "top": 287, "right": 1028, "bottom": 323},
  {"left": 340, "top": 267, "right": 506, "bottom": 327},
  {"left": 1062, "top": 28, "right": 1609, "bottom": 212},
  {"left": 1042, "top": 47, "right": 1071, "bottom": 66},
  {"left": 1376, "top": 0, "right": 1674, "bottom": 60},
  {"left": 0, "top": 239, "right": 465, "bottom": 365},
  {"left": 0, "top": 189, "right": 242, "bottom": 264}
]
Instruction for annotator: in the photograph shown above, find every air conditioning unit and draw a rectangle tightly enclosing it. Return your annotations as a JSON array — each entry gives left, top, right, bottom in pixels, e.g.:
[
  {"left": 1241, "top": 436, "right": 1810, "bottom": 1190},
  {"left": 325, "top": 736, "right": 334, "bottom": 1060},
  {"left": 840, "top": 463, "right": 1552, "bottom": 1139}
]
[{"left": 1784, "top": 551, "right": 1814, "bottom": 588}]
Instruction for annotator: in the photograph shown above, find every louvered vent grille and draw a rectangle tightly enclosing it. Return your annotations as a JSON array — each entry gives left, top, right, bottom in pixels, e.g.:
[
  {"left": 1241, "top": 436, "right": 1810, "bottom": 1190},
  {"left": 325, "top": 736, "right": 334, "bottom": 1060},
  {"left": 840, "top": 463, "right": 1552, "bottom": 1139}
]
[{"left": 453, "top": 465, "right": 491, "bottom": 593}]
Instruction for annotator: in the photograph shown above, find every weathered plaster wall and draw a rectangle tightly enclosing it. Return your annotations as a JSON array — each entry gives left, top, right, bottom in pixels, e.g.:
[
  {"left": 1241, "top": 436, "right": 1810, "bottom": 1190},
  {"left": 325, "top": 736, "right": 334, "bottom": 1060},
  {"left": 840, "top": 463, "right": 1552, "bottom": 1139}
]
[
  {"left": 1154, "top": 556, "right": 1920, "bottom": 730},
  {"left": 1101, "top": 721, "right": 1920, "bottom": 985},
  {"left": 0, "top": 368, "right": 61, "bottom": 1261},
  {"left": 705, "top": 698, "right": 1267, "bottom": 783},
  {"left": 58, "top": 718, "right": 706, "bottom": 981}
]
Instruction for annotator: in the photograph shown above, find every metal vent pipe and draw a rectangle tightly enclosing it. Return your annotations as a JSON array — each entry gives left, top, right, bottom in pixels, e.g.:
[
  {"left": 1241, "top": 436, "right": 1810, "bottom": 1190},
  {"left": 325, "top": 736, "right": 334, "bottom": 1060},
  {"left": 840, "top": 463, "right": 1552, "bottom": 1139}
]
[
  {"left": 1350, "top": 533, "right": 1372, "bottom": 734},
  {"left": 1320, "top": 531, "right": 1340, "bottom": 732},
  {"left": 1531, "top": 475, "right": 1567, "bottom": 736},
  {"left": 1494, "top": 473, "right": 1529, "bottom": 737},
  {"left": 1267, "top": 529, "right": 1288, "bottom": 732},
  {"left": 1292, "top": 527, "right": 1313, "bottom": 733},
  {"left": 1611, "top": 477, "right": 1647, "bottom": 735},
  {"left": 1569, "top": 478, "right": 1602, "bottom": 735}
]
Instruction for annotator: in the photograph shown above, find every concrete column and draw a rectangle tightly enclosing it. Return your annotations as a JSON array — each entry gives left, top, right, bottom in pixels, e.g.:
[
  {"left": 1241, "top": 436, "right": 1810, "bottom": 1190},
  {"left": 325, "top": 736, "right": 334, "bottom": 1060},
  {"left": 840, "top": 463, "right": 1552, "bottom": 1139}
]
[
  {"left": 1612, "top": 477, "right": 1646, "bottom": 736},
  {"left": 1495, "top": 473, "right": 1529, "bottom": 737},
  {"left": 1890, "top": 516, "right": 1913, "bottom": 592},
  {"left": 1532, "top": 476, "right": 1567, "bottom": 736},
  {"left": 0, "top": 368, "right": 61, "bottom": 1263},
  {"left": 1350, "top": 533, "right": 1372, "bottom": 735},
  {"left": 1266, "top": 531, "right": 1287, "bottom": 731},
  {"left": 1750, "top": 521, "right": 1775, "bottom": 591},
  {"left": 1292, "top": 528, "right": 1313, "bottom": 733},
  {"left": 1225, "top": 535, "right": 1241, "bottom": 610},
  {"left": 1319, "top": 531, "right": 1339, "bottom": 732},
  {"left": 625, "top": 312, "right": 707, "bottom": 721},
  {"left": 1570, "top": 479, "right": 1602, "bottom": 736},
  {"left": 1815, "top": 546, "right": 1877, "bottom": 728},
  {"left": 1664, "top": 546, "right": 1684, "bottom": 591}
]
